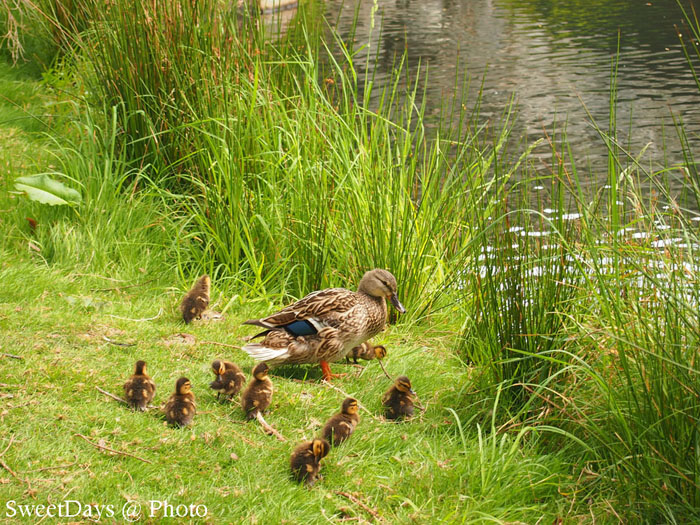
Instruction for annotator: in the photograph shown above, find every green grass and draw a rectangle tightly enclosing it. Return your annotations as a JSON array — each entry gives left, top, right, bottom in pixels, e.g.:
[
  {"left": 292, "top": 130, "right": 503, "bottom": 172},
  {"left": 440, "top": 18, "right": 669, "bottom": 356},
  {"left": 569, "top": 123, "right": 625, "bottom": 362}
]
[
  {"left": 1, "top": 0, "right": 700, "bottom": 521},
  {"left": 0, "top": 257, "right": 573, "bottom": 523}
]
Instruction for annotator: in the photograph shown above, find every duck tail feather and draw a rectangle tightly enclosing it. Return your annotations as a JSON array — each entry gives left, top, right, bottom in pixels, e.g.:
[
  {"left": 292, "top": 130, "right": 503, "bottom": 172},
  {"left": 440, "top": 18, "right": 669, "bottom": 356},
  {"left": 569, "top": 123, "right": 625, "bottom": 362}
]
[
  {"left": 241, "top": 343, "right": 288, "bottom": 362},
  {"left": 251, "top": 329, "right": 271, "bottom": 340},
  {"left": 243, "top": 318, "right": 271, "bottom": 328}
]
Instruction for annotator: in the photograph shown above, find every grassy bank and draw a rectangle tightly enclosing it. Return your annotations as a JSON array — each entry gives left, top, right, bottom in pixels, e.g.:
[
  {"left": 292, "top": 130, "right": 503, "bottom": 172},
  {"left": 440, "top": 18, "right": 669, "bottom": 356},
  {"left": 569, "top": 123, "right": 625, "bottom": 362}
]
[
  {"left": 1, "top": 0, "right": 699, "bottom": 522},
  {"left": 0, "top": 257, "right": 576, "bottom": 523}
]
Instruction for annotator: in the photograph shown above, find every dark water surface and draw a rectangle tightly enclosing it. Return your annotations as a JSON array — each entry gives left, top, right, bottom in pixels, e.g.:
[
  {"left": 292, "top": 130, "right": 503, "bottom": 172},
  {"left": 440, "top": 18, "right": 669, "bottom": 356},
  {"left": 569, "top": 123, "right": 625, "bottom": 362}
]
[{"left": 322, "top": 0, "right": 700, "bottom": 185}]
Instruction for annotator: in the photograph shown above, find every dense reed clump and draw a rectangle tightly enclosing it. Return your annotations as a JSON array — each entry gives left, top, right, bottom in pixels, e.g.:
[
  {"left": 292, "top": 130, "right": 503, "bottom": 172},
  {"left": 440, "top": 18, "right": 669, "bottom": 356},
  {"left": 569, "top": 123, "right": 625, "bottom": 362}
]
[
  {"left": 459, "top": 204, "right": 583, "bottom": 413},
  {"left": 567, "top": 130, "right": 700, "bottom": 516},
  {"left": 569, "top": 40, "right": 700, "bottom": 514},
  {"left": 53, "top": 0, "right": 328, "bottom": 185},
  {"left": 25, "top": 0, "right": 518, "bottom": 311},
  {"left": 578, "top": 243, "right": 700, "bottom": 517},
  {"left": 178, "top": 45, "right": 519, "bottom": 312},
  {"left": 457, "top": 114, "right": 700, "bottom": 518},
  {"left": 59, "top": 0, "right": 260, "bottom": 172}
]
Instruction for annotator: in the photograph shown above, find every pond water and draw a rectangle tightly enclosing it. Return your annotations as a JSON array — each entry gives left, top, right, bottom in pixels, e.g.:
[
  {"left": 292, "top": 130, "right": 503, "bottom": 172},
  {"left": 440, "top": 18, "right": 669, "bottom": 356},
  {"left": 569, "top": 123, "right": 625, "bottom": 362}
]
[{"left": 321, "top": 0, "right": 700, "bottom": 190}]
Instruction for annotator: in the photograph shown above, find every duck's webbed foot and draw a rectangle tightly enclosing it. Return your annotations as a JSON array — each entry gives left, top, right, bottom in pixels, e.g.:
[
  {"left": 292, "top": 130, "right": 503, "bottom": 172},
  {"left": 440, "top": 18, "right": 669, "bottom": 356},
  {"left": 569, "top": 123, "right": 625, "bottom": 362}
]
[{"left": 320, "top": 360, "right": 345, "bottom": 382}]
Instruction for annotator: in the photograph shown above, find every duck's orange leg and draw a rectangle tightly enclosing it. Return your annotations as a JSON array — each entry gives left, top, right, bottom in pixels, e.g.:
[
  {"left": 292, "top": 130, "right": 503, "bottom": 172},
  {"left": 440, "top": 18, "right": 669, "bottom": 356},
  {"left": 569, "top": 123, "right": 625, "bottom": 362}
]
[{"left": 320, "top": 360, "right": 345, "bottom": 382}]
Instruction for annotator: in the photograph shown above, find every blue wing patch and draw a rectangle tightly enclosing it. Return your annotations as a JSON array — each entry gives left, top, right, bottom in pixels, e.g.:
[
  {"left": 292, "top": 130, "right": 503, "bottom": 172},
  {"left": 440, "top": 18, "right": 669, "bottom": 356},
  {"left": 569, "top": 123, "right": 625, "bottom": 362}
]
[{"left": 283, "top": 320, "right": 318, "bottom": 336}]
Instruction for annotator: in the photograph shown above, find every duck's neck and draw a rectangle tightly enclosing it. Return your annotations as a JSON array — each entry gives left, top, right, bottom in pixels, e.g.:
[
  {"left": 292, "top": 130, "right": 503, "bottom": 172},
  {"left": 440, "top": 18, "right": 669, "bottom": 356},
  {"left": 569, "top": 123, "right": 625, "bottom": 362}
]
[
  {"left": 365, "top": 292, "right": 385, "bottom": 310},
  {"left": 379, "top": 296, "right": 387, "bottom": 319},
  {"left": 366, "top": 294, "right": 387, "bottom": 335}
]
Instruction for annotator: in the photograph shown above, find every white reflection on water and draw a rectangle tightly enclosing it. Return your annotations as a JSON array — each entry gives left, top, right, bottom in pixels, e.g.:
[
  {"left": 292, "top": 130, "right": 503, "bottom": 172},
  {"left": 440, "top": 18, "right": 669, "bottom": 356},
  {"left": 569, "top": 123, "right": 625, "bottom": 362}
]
[{"left": 469, "top": 209, "right": 700, "bottom": 303}]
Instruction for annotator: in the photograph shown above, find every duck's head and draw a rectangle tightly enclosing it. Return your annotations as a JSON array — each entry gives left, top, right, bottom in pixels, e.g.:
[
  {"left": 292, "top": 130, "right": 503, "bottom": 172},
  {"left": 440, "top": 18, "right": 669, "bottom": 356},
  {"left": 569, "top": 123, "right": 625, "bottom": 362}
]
[
  {"left": 252, "top": 362, "right": 269, "bottom": 380},
  {"left": 211, "top": 359, "right": 225, "bottom": 376},
  {"left": 312, "top": 438, "right": 331, "bottom": 459},
  {"left": 395, "top": 375, "right": 415, "bottom": 396},
  {"left": 357, "top": 269, "right": 406, "bottom": 314},
  {"left": 175, "top": 377, "right": 192, "bottom": 395},
  {"left": 341, "top": 397, "right": 359, "bottom": 416},
  {"left": 374, "top": 345, "right": 387, "bottom": 360},
  {"left": 196, "top": 274, "right": 211, "bottom": 293},
  {"left": 134, "top": 360, "right": 147, "bottom": 375}
]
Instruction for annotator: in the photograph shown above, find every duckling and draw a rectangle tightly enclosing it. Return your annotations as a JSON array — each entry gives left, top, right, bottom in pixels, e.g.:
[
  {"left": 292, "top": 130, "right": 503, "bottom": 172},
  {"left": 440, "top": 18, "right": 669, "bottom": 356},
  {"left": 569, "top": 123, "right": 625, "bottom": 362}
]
[
  {"left": 347, "top": 342, "right": 387, "bottom": 364},
  {"left": 382, "top": 375, "right": 415, "bottom": 420},
  {"left": 180, "top": 275, "right": 210, "bottom": 324},
  {"left": 209, "top": 359, "right": 246, "bottom": 400},
  {"left": 240, "top": 362, "right": 273, "bottom": 420},
  {"left": 123, "top": 360, "right": 156, "bottom": 411},
  {"left": 321, "top": 397, "right": 360, "bottom": 446},
  {"left": 163, "top": 377, "right": 196, "bottom": 426},
  {"left": 290, "top": 438, "right": 330, "bottom": 486}
]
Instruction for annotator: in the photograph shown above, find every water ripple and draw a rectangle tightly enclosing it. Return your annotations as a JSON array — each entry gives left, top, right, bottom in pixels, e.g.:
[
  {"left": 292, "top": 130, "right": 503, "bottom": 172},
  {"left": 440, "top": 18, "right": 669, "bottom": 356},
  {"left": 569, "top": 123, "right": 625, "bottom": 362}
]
[{"left": 325, "top": 0, "right": 700, "bottom": 190}]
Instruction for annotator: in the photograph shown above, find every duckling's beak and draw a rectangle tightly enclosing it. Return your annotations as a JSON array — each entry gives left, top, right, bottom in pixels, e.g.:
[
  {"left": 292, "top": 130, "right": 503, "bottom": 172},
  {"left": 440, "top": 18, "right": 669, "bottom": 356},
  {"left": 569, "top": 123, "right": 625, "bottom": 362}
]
[
  {"left": 409, "top": 388, "right": 416, "bottom": 396},
  {"left": 389, "top": 293, "right": 406, "bottom": 314}
]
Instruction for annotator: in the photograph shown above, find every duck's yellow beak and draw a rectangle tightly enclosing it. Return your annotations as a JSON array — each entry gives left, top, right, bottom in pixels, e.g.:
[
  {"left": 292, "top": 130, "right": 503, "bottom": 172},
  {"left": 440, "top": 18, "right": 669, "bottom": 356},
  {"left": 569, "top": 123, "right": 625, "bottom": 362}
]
[{"left": 389, "top": 293, "right": 406, "bottom": 314}]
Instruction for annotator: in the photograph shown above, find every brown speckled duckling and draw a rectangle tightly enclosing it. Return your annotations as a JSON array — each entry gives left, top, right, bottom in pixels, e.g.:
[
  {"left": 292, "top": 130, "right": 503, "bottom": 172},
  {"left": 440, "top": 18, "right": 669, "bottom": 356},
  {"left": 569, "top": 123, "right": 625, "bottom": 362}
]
[
  {"left": 163, "top": 377, "right": 196, "bottom": 426},
  {"left": 321, "top": 397, "right": 360, "bottom": 446},
  {"left": 180, "top": 275, "right": 210, "bottom": 324},
  {"left": 382, "top": 375, "right": 415, "bottom": 420},
  {"left": 240, "top": 362, "right": 273, "bottom": 420},
  {"left": 123, "top": 360, "right": 156, "bottom": 411},
  {"left": 241, "top": 269, "right": 406, "bottom": 381},
  {"left": 290, "top": 438, "right": 330, "bottom": 486},
  {"left": 209, "top": 359, "right": 246, "bottom": 401},
  {"left": 347, "top": 342, "right": 387, "bottom": 364}
]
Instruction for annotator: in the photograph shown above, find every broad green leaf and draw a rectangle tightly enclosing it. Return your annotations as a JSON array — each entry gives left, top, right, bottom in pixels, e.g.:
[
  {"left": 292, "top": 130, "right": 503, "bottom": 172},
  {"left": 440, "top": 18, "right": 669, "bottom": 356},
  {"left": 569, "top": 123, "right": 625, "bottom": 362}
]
[{"left": 14, "top": 174, "right": 82, "bottom": 206}]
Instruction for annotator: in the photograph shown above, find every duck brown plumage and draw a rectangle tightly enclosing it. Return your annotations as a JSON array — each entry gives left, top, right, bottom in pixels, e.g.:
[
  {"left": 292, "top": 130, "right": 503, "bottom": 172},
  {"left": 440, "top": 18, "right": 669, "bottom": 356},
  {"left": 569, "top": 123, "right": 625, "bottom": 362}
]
[
  {"left": 382, "top": 375, "right": 415, "bottom": 420},
  {"left": 290, "top": 438, "right": 330, "bottom": 486},
  {"left": 241, "top": 269, "right": 405, "bottom": 381},
  {"left": 240, "top": 362, "right": 273, "bottom": 420},
  {"left": 123, "top": 360, "right": 156, "bottom": 411},
  {"left": 164, "top": 377, "right": 196, "bottom": 426},
  {"left": 209, "top": 359, "right": 246, "bottom": 400},
  {"left": 180, "top": 275, "right": 210, "bottom": 324},
  {"left": 321, "top": 397, "right": 360, "bottom": 446}
]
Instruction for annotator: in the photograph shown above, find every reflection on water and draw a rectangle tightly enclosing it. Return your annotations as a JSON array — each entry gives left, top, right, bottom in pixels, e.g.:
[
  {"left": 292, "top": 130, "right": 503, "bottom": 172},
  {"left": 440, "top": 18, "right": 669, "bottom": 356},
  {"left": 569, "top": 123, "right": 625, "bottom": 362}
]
[
  {"left": 323, "top": 0, "right": 700, "bottom": 186},
  {"left": 261, "top": 4, "right": 299, "bottom": 35}
]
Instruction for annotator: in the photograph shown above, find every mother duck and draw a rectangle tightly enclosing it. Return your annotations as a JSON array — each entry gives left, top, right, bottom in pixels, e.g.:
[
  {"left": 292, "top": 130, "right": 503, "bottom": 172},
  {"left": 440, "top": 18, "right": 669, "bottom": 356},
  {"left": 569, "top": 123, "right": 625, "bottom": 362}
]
[{"left": 241, "top": 269, "right": 406, "bottom": 381}]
